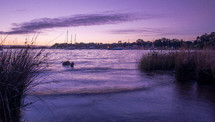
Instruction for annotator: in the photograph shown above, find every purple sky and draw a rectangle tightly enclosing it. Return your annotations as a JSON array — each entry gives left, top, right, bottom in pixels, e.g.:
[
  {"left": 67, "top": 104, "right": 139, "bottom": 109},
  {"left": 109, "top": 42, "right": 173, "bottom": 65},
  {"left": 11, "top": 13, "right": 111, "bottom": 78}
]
[{"left": 0, "top": 0, "right": 215, "bottom": 45}]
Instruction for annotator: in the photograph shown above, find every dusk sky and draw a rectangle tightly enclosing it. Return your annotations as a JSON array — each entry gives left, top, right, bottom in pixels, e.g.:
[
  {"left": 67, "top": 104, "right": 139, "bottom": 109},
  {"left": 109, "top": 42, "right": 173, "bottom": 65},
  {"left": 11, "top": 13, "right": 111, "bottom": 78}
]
[{"left": 0, "top": 0, "right": 215, "bottom": 45}]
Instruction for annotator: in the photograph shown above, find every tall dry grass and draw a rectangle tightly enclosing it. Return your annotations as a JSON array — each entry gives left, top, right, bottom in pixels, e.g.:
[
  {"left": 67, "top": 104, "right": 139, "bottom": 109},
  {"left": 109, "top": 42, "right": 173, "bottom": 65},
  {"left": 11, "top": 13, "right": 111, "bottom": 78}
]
[
  {"left": 139, "top": 51, "right": 175, "bottom": 72},
  {"left": 195, "top": 50, "right": 215, "bottom": 83},
  {"left": 174, "top": 51, "right": 197, "bottom": 81},
  {"left": 0, "top": 47, "right": 47, "bottom": 122},
  {"left": 139, "top": 50, "right": 215, "bottom": 83}
]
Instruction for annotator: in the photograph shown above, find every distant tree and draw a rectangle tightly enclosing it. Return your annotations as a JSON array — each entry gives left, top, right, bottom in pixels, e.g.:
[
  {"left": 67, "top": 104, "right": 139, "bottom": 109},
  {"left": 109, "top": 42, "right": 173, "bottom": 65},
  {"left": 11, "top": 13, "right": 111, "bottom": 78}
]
[
  {"left": 136, "top": 39, "right": 144, "bottom": 43},
  {"left": 136, "top": 39, "right": 145, "bottom": 47},
  {"left": 153, "top": 38, "right": 184, "bottom": 49},
  {"left": 194, "top": 32, "right": 215, "bottom": 49},
  {"left": 154, "top": 39, "right": 162, "bottom": 47}
]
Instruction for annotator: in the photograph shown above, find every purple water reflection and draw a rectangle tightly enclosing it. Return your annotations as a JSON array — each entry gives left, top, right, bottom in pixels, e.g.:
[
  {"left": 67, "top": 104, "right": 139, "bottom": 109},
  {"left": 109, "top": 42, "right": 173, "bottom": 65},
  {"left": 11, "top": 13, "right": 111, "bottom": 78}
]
[{"left": 23, "top": 49, "right": 215, "bottom": 122}]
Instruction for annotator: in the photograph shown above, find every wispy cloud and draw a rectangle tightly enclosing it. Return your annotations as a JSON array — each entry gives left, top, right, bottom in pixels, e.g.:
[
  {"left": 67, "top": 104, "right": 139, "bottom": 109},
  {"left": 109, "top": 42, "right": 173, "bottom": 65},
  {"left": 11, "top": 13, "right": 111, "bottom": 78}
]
[
  {"left": 110, "top": 28, "right": 166, "bottom": 35},
  {"left": 0, "top": 12, "right": 160, "bottom": 35},
  {"left": 109, "top": 28, "right": 199, "bottom": 37}
]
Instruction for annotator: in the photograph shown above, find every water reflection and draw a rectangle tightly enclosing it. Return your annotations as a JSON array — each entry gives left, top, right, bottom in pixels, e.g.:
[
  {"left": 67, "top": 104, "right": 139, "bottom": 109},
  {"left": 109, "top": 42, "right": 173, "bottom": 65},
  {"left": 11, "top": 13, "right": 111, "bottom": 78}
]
[
  {"left": 174, "top": 80, "right": 215, "bottom": 103},
  {"left": 173, "top": 81, "right": 215, "bottom": 121},
  {"left": 196, "top": 83, "right": 215, "bottom": 117}
]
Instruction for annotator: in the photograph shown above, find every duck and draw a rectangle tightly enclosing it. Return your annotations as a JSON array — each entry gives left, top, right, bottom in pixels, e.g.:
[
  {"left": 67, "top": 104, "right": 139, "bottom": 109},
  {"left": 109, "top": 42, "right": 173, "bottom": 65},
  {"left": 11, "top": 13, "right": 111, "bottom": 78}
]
[
  {"left": 62, "top": 61, "right": 71, "bottom": 66},
  {"left": 70, "top": 62, "right": 75, "bottom": 68},
  {"left": 62, "top": 61, "right": 75, "bottom": 68}
]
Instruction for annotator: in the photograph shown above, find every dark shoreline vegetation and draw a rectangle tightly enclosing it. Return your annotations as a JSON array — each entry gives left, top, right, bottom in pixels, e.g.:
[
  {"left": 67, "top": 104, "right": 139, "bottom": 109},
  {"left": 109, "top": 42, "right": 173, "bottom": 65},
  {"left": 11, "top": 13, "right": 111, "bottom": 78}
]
[
  {"left": 139, "top": 50, "right": 215, "bottom": 83},
  {"left": 1, "top": 32, "right": 214, "bottom": 50},
  {"left": 0, "top": 48, "right": 46, "bottom": 122},
  {"left": 51, "top": 32, "right": 215, "bottom": 50}
]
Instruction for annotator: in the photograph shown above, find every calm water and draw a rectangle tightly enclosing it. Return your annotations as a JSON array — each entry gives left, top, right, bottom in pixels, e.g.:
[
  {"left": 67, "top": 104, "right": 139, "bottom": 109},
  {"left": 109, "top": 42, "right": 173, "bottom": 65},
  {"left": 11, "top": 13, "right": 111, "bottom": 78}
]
[{"left": 23, "top": 49, "right": 215, "bottom": 122}]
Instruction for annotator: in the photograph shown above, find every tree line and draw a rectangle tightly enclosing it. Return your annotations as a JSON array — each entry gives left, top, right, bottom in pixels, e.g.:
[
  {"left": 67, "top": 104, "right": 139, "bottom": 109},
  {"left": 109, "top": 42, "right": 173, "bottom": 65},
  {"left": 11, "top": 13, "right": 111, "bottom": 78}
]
[
  {"left": 51, "top": 32, "right": 215, "bottom": 49},
  {"left": 136, "top": 32, "right": 215, "bottom": 49}
]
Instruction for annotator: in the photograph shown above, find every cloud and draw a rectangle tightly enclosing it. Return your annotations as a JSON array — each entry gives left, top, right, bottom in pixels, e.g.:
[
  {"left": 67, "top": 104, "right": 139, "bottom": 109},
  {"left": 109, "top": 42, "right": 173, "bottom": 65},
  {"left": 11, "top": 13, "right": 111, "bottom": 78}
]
[
  {"left": 0, "top": 12, "right": 158, "bottom": 35},
  {"left": 110, "top": 28, "right": 166, "bottom": 35},
  {"left": 109, "top": 28, "right": 199, "bottom": 37}
]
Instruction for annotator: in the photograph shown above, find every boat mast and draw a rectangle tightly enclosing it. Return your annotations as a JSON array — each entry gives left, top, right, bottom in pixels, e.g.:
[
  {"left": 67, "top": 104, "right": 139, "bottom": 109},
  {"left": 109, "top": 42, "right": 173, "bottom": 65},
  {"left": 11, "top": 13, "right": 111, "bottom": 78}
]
[
  {"left": 71, "top": 34, "right": 73, "bottom": 44},
  {"left": 74, "top": 34, "right": 76, "bottom": 44},
  {"left": 65, "top": 30, "right": 68, "bottom": 43},
  {"left": 67, "top": 30, "right": 69, "bottom": 43}
]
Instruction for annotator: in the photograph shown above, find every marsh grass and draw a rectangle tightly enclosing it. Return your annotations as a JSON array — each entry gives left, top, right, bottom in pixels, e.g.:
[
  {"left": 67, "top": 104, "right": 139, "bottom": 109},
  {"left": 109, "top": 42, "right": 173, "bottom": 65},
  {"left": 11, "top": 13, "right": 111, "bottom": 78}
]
[
  {"left": 140, "top": 50, "right": 215, "bottom": 83},
  {"left": 195, "top": 50, "right": 215, "bottom": 83},
  {"left": 139, "top": 51, "right": 175, "bottom": 72},
  {"left": 0, "top": 47, "right": 47, "bottom": 122},
  {"left": 174, "top": 51, "right": 197, "bottom": 81}
]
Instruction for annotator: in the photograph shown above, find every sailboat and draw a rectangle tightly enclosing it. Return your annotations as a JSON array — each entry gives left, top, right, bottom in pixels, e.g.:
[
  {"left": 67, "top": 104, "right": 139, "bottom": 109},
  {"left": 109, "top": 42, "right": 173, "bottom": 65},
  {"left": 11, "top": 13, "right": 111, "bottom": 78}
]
[{"left": 64, "top": 31, "right": 75, "bottom": 50}]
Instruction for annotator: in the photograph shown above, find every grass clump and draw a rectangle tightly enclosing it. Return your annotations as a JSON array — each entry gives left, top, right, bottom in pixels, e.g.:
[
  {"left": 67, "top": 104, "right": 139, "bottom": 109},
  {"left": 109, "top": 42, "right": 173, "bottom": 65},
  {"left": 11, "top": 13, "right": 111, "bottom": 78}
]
[
  {"left": 195, "top": 50, "right": 215, "bottom": 83},
  {"left": 139, "top": 51, "right": 175, "bottom": 72},
  {"left": 174, "top": 51, "right": 197, "bottom": 81},
  {"left": 139, "top": 50, "right": 215, "bottom": 83},
  {"left": 0, "top": 48, "right": 46, "bottom": 122}
]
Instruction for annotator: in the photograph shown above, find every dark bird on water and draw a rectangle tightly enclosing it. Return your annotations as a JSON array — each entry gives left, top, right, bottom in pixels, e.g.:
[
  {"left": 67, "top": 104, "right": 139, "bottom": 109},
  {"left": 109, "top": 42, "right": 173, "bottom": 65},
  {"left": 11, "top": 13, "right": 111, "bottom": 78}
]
[
  {"left": 62, "top": 61, "right": 75, "bottom": 68},
  {"left": 62, "top": 61, "right": 71, "bottom": 66},
  {"left": 70, "top": 62, "right": 74, "bottom": 68}
]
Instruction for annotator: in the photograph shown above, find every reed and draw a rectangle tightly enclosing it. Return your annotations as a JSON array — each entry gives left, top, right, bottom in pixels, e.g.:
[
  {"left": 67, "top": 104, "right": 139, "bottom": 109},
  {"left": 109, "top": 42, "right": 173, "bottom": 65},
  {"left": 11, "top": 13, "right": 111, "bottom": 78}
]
[
  {"left": 139, "top": 50, "right": 215, "bottom": 83},
  {"left": 0, "top": 47, "right": 47, "bottom": 122},
  {"left": 139, "top": 51, "right": 175, "bottom": 72},
  {"left": 174, "top": 51, "right": 197, "bottom": 81},
  {"left": 195, "top": 50, "right": 215, "bottom": 83}
]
